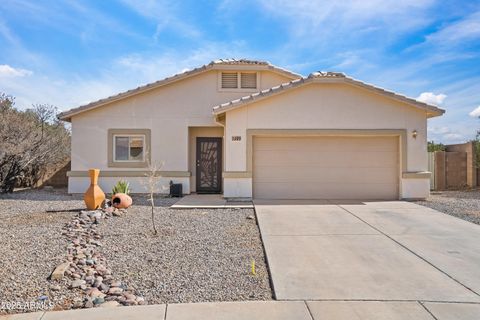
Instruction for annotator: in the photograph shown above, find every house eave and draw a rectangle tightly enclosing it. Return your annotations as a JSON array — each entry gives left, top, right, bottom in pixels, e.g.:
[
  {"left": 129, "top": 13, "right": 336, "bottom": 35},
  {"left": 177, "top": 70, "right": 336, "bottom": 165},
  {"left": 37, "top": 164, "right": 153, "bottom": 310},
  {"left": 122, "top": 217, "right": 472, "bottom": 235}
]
[{"left": 212, "top": 74, "right": 446, "bottom": 118}]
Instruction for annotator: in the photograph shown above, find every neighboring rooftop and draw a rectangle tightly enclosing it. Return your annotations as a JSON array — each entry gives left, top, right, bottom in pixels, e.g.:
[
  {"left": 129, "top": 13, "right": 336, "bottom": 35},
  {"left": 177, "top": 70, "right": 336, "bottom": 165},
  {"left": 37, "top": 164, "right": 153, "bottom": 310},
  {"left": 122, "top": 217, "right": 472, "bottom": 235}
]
[
  {"left": 58, "top": 59, "right": 302, "bottom": 121},
  {"left": 212, "top": 71, "right": 445, "bottom": 118}
]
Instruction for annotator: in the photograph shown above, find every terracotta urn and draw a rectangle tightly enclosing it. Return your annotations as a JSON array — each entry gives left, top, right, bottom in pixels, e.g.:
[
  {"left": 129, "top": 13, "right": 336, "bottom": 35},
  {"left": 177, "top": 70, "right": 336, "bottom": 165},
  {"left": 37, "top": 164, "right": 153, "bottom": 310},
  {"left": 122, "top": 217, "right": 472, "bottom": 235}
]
[
  {"left": 83, "top": 169, "right": 106, "bottom": 210},
  {"left": 112, "top": 193, "right": 132, "bottom": 209}
]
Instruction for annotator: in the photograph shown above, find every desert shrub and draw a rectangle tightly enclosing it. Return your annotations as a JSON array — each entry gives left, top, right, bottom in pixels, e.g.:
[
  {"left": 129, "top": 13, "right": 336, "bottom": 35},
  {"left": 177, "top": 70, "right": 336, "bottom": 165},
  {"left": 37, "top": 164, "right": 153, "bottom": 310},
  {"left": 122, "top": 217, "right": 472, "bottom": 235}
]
[
  {"left": 427, "top": 141, "right": 446, "bottom": 152},
  {"left": 112, "top": 180, "right": 131, "bottom": 195},
  {"left": 0, "top": 93, "right": 70, "bottom": 193}
]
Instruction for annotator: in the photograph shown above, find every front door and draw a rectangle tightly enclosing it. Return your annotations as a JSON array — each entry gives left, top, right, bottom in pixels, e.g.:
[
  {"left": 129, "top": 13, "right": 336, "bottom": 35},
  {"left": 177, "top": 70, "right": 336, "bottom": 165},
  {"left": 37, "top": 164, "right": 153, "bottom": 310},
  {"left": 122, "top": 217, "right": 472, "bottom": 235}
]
[{"left": 196, "top": 137, "right": 222, "bottom": 193}]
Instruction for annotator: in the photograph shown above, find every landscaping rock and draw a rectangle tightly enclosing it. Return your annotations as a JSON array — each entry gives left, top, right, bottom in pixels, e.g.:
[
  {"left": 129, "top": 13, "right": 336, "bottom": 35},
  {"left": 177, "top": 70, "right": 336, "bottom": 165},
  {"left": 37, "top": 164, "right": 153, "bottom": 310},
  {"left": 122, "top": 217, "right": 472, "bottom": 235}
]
[
  {"left": 99, "top": 283, "right": 110, "bottom": 293},
  {"left": 123, "top": 292, "right": 136, "bottom": 301},
  {"left": 45, "top": 207, "right": 147, "bottom": 310},
  {"left": 104, "top": 207, "right": 114, "bottom": 215},
  {"left": 124, "top": 299, "right": 137, "bottom": 306},
  {"left": 87, "top": 287, "right": 105, "bottom": 299},
  {"left": 110, "top": 280, "right": 122, "bottom": 287},
  {"left": 70, "top": 279, "right": 86, "bottom": 288},
  {"left": 49, "top": 284, "right": 61, "bottom": 291},
  {"left": 90, "top": 211, "right": 102, "bottom": 221},
  {"left": 416, "top": 190, "right": 480, "bottom": 225},
  {"left": 100, "top": 301, "right": 120, "bottom": 308},
  {"left": 72, "top": 297, "right": 84, "bottom": 308},
  {"left": 108, "top": 287, "right": 123, "bottom": 295},
  {"left": 84, "top": 300, "right": 94, "bottom": 308},
  {"left": 50, "top": 262, "right": 70, "bottom": 280},
  {"left": 96, "top": 200, "right": 270, "bottom": 305}
]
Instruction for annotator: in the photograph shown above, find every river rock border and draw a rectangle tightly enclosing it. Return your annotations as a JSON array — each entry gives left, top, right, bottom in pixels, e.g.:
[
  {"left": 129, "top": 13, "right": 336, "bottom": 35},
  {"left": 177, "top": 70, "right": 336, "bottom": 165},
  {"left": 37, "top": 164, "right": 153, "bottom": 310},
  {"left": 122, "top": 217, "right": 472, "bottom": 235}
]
[{"left": 51, "top": 208, "right": 145, "bottom": 308}]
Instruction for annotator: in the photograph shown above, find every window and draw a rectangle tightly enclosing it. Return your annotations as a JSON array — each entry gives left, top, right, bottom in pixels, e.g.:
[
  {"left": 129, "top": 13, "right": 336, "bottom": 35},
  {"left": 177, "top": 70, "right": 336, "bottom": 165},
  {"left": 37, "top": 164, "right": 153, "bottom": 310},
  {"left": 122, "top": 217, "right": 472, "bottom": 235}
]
[
  {"left": 114, "top": 135, "right": 145, "bottom": 162},
  {"left": 220, "top": 72, "right": 258, "bottom": 90},
  {"left": 108, "top": 129, "right": 151, "bottom": 168}
]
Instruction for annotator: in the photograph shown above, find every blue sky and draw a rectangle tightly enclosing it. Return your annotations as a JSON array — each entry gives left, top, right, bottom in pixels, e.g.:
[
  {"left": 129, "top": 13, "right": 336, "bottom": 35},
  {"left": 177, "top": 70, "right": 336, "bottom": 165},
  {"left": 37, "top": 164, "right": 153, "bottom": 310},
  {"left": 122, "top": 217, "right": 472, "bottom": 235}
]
[{"left": 1, "top": 0, "right": 479, "bottom": 143}]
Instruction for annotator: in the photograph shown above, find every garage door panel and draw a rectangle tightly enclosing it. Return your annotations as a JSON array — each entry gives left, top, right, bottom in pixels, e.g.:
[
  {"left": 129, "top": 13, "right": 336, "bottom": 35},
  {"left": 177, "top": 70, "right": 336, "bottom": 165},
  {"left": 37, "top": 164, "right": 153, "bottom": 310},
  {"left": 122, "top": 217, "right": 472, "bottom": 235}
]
[
  {"left": 254, "top": 151, "right": 398, "bottom": 167},
  {"left": 253, "top": 182, "right": 398, "bottom": 200},
  {"left": 254, "top": 166, "right": 397, "bottom": 184},
  {"left": 254, "top": 136, "right": 397, "bottom": 152},
  {"left": 253, "top": 136, "right": 399, "bottom": 199}
]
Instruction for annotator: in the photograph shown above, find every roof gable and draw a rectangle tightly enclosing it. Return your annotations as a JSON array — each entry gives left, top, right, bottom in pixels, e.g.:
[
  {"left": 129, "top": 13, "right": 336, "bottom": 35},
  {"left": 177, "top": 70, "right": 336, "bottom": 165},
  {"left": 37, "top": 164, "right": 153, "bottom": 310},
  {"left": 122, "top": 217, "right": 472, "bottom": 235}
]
[
  {"left": 213, "top": 72, "right": 445, "bottom": 118},
  {"left": 58, "top": 59, "right": 301, "bottom": 121}
]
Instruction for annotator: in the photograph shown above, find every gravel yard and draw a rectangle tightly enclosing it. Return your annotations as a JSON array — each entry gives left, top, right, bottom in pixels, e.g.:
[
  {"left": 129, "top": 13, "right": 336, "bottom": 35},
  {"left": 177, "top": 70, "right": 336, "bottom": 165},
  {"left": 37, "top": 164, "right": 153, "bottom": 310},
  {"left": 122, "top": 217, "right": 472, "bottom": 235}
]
[
  {"left": 415, "top": 189, "right": 480, "bottom": 225},
  {"left": 0, "top": 189, "right": 85, "bottom": 314},
  {"left": 97, "top": 196, "right": 272, "bottom": 304},
  {"left": 0, "top": 189, "right": 271, "bottom": 314}
]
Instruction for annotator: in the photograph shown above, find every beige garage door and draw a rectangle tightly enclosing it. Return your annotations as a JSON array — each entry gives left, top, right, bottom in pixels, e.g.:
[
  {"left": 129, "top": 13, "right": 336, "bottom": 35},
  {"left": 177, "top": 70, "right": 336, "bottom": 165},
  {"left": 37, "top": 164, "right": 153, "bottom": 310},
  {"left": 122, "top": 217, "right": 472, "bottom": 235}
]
[{"left": 253, "top": 136, "right": 399, "bottom": 199}]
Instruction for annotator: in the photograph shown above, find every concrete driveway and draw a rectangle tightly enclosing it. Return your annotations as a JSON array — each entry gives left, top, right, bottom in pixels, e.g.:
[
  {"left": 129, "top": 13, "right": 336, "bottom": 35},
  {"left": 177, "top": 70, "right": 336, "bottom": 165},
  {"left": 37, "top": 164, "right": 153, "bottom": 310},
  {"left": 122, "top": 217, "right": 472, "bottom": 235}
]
[{"left": 254, "top": 200, "right": 480, "bottom": 315}]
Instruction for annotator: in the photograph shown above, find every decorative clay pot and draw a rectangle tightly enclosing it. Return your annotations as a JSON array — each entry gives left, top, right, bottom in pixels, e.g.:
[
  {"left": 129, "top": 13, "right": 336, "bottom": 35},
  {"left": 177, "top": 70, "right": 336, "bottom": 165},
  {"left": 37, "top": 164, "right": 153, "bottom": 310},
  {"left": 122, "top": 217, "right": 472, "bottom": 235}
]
[
  {"left": 83, "top": 169, "right": 106, "bottom": 210},
  {"left": 112, "top": 193, "right": 132, "bottom": 209}
]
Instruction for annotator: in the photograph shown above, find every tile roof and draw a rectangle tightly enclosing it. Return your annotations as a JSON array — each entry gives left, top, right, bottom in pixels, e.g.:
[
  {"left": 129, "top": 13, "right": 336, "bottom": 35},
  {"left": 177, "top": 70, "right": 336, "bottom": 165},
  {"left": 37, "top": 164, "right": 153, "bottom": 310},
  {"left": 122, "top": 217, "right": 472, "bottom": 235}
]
[
  {"left": 58, "top": 59, "right": 301, "bottom": 121},
  {"left": 212, "top": 71, "right": 445, "bottom": 118},
  {"left": 212, "top": 58, "right": 269, "bottom": 65}
]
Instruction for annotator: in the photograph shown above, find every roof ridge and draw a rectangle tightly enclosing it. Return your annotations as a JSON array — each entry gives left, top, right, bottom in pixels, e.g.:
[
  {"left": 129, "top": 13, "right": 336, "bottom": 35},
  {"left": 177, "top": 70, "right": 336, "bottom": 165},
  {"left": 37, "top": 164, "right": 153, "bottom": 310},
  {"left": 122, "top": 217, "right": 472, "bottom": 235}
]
[
  {"left": 210, "top": 58, "right": 270, "bottom": 65},
  {"left": 308, "top": 71, "right": 346, "bottom": 78}
]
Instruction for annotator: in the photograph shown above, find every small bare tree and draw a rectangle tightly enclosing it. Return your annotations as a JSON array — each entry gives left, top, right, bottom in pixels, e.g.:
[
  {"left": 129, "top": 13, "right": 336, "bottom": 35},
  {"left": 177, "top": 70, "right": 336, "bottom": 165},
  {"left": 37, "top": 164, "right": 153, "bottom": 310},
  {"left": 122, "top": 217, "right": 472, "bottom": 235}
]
[
  {"left": 31, "top": 103, "right": 57, "bottom": 139},
  {"left": 140, "top": 158, "right": 165, "bottom": 235}
]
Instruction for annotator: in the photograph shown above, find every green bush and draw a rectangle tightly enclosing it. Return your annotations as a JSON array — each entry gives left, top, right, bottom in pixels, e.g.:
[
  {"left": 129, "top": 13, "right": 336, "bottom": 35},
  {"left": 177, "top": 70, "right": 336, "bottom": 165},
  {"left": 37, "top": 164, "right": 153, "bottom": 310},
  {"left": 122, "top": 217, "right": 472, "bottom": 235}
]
[
  {"left": 427, "top": 141, "right": 446, "bottom": 152},
  {"left": 112, "top": 180, "right": 131, "bottom": 195}
]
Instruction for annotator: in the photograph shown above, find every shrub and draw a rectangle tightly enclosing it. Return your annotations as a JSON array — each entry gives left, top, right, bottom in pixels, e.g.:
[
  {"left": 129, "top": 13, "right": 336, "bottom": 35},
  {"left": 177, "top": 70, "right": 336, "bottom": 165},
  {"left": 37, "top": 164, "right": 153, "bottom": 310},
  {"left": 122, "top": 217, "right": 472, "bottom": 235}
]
[
  {"left": 427, "top": 141, "right": 446, "bottom": 152},
  {"left": 0, "top": 93, "right": 70, "bottom": 193},
  {"left": 112, "top": 180, "right": 131, "bottom": 195}
]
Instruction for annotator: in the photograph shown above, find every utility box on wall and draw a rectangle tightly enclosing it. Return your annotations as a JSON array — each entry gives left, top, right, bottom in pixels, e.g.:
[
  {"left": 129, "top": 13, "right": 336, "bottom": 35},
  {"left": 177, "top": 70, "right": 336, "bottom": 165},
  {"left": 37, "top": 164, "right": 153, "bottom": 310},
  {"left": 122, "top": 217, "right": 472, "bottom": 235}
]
[{"left": 170, "top": 183, "right": 183, "bottom": 197}]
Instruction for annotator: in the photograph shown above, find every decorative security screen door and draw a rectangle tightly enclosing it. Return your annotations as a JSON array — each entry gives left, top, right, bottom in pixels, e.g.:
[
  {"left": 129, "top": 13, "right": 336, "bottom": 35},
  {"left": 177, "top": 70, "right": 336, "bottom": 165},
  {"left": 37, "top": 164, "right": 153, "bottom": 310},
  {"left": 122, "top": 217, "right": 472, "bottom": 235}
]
[{"left": 196, "top": 137, "right": 222, "bottom": 193}]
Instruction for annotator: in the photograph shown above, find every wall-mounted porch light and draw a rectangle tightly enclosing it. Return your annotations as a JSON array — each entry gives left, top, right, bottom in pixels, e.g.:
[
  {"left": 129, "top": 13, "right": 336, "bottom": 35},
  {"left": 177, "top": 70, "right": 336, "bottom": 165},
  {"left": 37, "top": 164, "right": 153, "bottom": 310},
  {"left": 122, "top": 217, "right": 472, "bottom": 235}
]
[{"left": 412, "top": 130, "right": 418, "bottom": 139}]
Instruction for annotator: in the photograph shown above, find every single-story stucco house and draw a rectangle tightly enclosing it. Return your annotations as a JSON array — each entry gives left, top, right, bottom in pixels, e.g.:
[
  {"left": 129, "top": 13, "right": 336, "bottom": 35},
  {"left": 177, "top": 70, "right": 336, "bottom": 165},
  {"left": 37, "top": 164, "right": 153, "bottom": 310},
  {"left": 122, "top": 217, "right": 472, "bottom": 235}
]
[{"left": 58, "top": 59, "right": 444, "bottom": 200}]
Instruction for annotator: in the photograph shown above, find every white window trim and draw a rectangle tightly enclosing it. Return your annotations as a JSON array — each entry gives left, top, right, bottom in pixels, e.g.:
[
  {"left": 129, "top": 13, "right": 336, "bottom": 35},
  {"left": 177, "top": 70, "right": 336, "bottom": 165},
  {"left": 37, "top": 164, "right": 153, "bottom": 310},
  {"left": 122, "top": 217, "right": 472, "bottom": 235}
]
[
  {"left": 217, "top": 71, "right": 260, "bottom": 92},
  {"left": 113, "top": 134, "right": 146, "bottom": 163}
]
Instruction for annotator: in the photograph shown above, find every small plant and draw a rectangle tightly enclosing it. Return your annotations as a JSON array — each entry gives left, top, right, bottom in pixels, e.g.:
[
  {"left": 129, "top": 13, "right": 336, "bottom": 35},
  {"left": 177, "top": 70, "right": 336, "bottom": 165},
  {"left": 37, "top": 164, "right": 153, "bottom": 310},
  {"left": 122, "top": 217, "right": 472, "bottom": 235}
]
[{"left": 112, "top": 180, "right": 131, "bottom": 195}]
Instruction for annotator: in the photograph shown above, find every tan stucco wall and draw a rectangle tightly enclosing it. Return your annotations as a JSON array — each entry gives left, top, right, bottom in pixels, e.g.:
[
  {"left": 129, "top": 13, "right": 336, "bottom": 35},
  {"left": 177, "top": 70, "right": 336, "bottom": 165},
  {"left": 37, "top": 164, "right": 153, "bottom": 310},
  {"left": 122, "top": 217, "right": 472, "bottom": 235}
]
[
  {"left": 224, "top": 82, "right": 429, "bottom": 199},
  {"left": 69, "top": 69, "right": 293, "bottom": 193}
]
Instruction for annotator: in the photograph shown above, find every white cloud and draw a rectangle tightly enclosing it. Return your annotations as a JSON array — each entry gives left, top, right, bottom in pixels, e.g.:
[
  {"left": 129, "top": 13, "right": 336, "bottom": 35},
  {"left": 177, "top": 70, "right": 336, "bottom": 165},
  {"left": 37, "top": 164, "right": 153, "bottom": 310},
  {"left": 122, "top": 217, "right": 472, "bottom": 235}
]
[
  {"left": 442, "top": 133, "right": 464, "bottom": 141},
  {"left": 0, "top": 41, "right": 255, "bottom": 111},
  {"left": 416, "top": 92, "right": 447, "bottom": 106},
  {"left": 0, "top": 64, "right": 33, "bottom": 77},
  {"left": 114, "top": 42, "right": 252, "bottom": 84},
  {"left": 469, "top": 106, "right": 480, "bottom": 118},
  {"left": 256, "top": 0, "right": 435, "bottom": 41},
  {"left": 427, "top": 123, "right": 474, "bottom": 144},
  {"left": 121, "top": 0, "right": 201, "bottom": 42},
  {"left": 425, "top": 11, "right": 480, "bottom": 45}
]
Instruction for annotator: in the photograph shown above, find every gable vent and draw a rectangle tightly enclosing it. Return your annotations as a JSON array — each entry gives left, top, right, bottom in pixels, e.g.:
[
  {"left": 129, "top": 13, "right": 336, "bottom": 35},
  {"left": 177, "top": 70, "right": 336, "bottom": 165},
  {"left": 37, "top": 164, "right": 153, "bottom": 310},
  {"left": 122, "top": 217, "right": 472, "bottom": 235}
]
[
  {"left": 221, "top": 72, "right": 238, "bottom": 89},
  {"left": 241, "top": 73, "right": 257, "bottom": 89}
]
